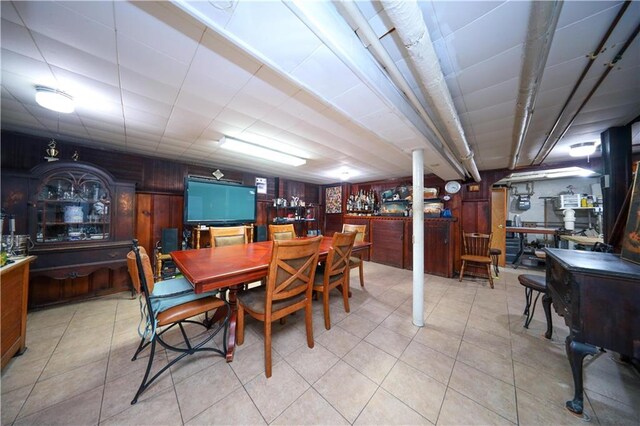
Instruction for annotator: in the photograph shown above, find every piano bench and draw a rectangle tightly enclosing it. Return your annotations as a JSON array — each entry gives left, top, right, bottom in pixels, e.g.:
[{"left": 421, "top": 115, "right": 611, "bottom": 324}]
[{"left": 518, "top": 274, "right": 548, "bottom": 329}]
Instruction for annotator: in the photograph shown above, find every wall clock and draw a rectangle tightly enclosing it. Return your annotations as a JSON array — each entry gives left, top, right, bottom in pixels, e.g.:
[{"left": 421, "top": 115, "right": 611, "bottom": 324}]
[{"left": 445, "top": 181, "right": 461, "bottom": 194}]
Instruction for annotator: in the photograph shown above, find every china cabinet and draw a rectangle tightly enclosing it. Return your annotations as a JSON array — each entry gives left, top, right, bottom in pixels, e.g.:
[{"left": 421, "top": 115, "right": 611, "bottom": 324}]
[{"left": 26, "top": 162, "right": 135, "bottom": 308}]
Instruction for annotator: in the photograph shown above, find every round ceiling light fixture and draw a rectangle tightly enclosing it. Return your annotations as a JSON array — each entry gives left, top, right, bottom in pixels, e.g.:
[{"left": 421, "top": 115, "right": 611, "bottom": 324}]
[
  {"left": 569, "top": 142, "right": 597, "bottom": 157},
  {"left": 35, "top": 86, "right": 75, "bottom": 113}
]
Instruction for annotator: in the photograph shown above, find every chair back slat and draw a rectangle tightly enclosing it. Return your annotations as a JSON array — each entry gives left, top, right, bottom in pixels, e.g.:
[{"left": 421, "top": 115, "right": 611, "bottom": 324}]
[
  {"left": 266, "top": 236, "right": 322, "bottom": 305},
  {"left": 127, "top": 245, "right": 155, "bottom": 294},
  {"left": 462, "top": 232, "right": 492, "bottom": 257},
  {"left": 326, "top": 232, "right": 357, "bottom": 278},
  {"left": 342, "top": 224, "right": 366, "bottom": 242}
]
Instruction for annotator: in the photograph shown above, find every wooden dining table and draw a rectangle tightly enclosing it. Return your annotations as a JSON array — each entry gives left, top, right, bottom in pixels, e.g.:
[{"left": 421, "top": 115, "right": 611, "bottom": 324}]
[{"left": 171, "top": 237, "right": 372, "bottom": 361}]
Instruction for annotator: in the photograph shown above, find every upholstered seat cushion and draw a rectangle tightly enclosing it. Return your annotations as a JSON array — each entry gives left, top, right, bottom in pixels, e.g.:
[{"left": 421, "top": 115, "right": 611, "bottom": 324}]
[
  {"left": 460, "top": 254, "right": 492, "bottom": 264},
  {"left": 157, "top": 296, "right": 226, "bottom": 326},
  {"left": 150, "top": 277, "right": 217, "bottom": 316},
  {"left": 518, "top": 274, "right": 547, "bottom": 292},
  {"left": 348, "top": 256, "right": 361, "bottom": 267},
  {"left": 313, "top": 272, "right": 344, "bottom": 286},
  {"left": 237, "top": 286, "right": 306, "bottom": 314},
  {"left": 489, "top": 248, "right": 502, "bottom": 255}
]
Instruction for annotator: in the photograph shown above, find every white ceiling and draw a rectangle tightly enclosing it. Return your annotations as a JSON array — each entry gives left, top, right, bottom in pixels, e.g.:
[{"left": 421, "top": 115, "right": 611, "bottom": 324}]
[{"left": 1, "top": 1, "right": 638, "bottom": 184}]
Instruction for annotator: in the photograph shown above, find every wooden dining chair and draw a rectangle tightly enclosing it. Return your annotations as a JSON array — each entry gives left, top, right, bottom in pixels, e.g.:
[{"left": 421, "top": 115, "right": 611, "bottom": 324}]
[
  {"left": 126, "top": 240, "right": 230, "bottom": 404},
  {"left": 342, "top": 223, "right": 366, "bottom": 287},
  {"left": 236, "top": 236, "right": 322, "bottom": 377},
  {"left": 268, "top": 224, "right": 296, "bottom": 241},
  {"left": 459, "top": 232, "right": 494, "bottom": 288},
  {"left": 313, "top": 231, "right": 357, "bottom": 330},
  {"left": 209, "top": 225, "right": 250, "bottom": 247}
]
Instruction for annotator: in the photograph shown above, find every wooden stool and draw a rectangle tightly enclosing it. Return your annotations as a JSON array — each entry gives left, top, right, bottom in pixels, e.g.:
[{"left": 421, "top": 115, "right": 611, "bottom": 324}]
[
  {"left": 517, "top": 274, "right": 553, "bottom": 338},
  {"left": 489, "top": 248, "right": 501, "bottom": 276}
]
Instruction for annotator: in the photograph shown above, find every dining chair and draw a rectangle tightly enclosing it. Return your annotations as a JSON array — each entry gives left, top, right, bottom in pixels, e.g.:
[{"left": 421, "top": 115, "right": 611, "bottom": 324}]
[
  {"left": 342, "top": 223, "right": 366, "bottom": 287},
  {"left": 268, "top": 223, "right": 296, "bottom": 241},
  {"left": 126, "top": 240, "right": 230, "bottom": 404},
  {"left": 459, "top": 232, "right": 494, "bottom": 288},
  {"left": 313, "top": 231, "right": 357, "bottom": 330},
  {"left": 209, "top": 225, "right": 250, "bottom": 247},
  {"left": 236, "top": 236, "right": 322, "bottom": 377}
]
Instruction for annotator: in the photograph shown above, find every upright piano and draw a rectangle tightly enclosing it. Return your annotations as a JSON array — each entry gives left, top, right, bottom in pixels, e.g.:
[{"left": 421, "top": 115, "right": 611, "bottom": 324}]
[{"left": 545, "top": 248, "right": 640, "bottom": 415}]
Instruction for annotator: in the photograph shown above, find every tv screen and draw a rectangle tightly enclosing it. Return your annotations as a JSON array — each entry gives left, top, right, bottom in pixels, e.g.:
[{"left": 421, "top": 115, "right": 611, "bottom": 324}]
[{"left": 184, "top": 177, "right": 257, "bottom": 225}]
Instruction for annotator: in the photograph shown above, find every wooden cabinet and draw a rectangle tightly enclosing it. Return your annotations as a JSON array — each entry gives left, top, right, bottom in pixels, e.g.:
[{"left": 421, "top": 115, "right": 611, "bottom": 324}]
[
  {"left": 403, "top": 218, "right": 456, "bottom": 277},
  {"left": 1, "top": 256, "right": 34, "bottom": 369},
  {"left": 370, "top": 219, "right": 405, "bottom": 268},
  {"left": 343, "top": 216, "right": 371, "bottom": 261},
  {"left": 22, "top": 161, "right": 135, "bottom": 308}
]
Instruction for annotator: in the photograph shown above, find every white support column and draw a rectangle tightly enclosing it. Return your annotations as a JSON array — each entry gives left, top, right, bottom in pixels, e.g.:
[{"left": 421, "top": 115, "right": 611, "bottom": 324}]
[{"left": 412, "top": 149, "right": 425, "bottom": 327}]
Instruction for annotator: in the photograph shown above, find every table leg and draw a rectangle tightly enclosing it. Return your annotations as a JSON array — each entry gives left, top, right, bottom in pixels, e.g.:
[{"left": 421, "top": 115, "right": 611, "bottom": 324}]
[
  {"left": 542, "top": 293, "right": 553, "bottom": 339},
  {"left": 512, "top": 233, "right": 524, "bottom": 268},
  {"left": 565, "top": 336, "right": 597, "bottom": 415},
  {"left": 225, "top": 285, "right": 240, "bottom": 362}
]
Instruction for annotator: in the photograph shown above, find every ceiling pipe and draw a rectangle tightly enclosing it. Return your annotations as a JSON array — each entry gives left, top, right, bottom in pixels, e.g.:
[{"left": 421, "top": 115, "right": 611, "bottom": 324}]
[
  {"left": 509, "top": 0, "right": 563, "bottom": 170},
  {"left": 537, "top": 20, "right": 640, "bottom": 164},
  {"left": 532, "top": 1, "right": 632, "bottom": 165},
  {"left": 336, "top": 1, "right": 466, "bottom": 178},
  {"left": 378, "top": 0, "right": 481, "bottom": 182}
]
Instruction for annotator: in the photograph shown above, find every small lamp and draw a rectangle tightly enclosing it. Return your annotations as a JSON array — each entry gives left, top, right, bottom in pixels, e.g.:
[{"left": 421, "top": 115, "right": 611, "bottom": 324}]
[{"left": 569, "top": 142, "right": 596, "bottom": 157}]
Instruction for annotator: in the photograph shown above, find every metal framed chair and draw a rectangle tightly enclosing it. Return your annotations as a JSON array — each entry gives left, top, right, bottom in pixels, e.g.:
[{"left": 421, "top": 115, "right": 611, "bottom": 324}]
[
  {"left": 236, "top": 236, "right": 322, "bottom": 377},
  {"left": 127, "top": 240, "right": 230, "bottom": 404},
  {"left": 268, "top": 224, "right": 296, "bottom": 241},
  {"left": 313, "top": 231, "right": 357, "bottom": 330},
  {"left": 342, "top": 223, "right": 366, "bottom": 287},
  {"left": 459, "top": 232, "right": 494, "bottom": 288}
]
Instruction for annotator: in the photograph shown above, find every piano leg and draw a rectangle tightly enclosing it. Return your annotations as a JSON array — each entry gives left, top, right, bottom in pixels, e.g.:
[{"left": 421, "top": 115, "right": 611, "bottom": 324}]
[
  {"left": 542, "top": 293, "right": 553, "bottom": 339},
  {"left": 565, "top": 336, "right": 598, "bottom": 415}
]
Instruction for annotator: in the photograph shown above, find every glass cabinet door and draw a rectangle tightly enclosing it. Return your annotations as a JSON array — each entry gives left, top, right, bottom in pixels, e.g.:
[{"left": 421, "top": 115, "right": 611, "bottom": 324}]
[{"left": 36, "top": 170, "right": 111, "bottom": 243}]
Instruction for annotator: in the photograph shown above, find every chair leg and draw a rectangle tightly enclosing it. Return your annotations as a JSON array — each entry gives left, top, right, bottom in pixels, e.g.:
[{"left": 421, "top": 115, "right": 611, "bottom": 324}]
[
  {"left": 305, "top": 301, "right": 314, "bottom": 348},
  {"left": 524, "top": 290, "right": 542, "bottom": 329},
  {"left": 358, "top": 261, "right": 365, "bottom": 287},
  {"left": 132, "top": 337, "right": 156, "bottom": 404},
  {"left": 459, "top": 261, "right": 466, "bottom": 282},
  {"left": 323, "top": 290, "right": 331, "bottom": 330},
  {"left": 264, "top": 320, "right": 272, "bottom": 378},
  {"left": 237, "top": 304, "right": 245, "bottom": 346},
  {"left": 493, "top": 255, "right": 500, "bottom": 277},
  {"left": 486, "top": 264, "right": 494, "bottom": 289},
  {"left": 341, "top": 280, "right": 350, "bottom": 314}
]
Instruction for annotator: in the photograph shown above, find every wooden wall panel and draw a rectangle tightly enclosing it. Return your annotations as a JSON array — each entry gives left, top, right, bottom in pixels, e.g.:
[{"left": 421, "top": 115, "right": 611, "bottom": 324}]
[
  {"left": 324, "top": 214, "right": 343, "bottom": 236},
  {"left": 370, "top": 219, "right": 404, "bottom": 268}
]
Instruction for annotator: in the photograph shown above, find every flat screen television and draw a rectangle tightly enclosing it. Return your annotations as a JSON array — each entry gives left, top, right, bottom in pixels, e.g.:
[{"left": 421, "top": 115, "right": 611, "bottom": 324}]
[{"left": 184, "top": 177, "right": 257, "bottom": 225}]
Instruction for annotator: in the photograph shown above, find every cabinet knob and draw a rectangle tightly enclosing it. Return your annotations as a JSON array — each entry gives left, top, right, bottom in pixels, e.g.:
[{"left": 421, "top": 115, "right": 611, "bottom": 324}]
[
  {"left": 498, "top": 224, "right": 504, "bottom": 229},
  {"left": 67, "top": 272, "right": 79, "bottom": 279}
]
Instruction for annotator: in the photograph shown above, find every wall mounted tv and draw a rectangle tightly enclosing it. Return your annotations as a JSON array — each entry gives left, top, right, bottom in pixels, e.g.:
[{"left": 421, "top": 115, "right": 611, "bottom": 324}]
[{"left": 184, "top": 177, "right": 257, "bottom": 225}]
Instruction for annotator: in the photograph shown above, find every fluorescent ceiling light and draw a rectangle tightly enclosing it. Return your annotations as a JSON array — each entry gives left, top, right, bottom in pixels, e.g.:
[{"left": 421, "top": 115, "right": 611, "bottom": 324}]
[
  {"left": 569, "top": 142, "right": 597, "bottom": 157},
  {"left": 497, "top": 167, "right": 597, "bottom": 183},
  {"left": 219, "top": 136, "right": 306, "bottom": 167},
  {"left": 35, "top": 86, "right": 74, "bottom": 113}
]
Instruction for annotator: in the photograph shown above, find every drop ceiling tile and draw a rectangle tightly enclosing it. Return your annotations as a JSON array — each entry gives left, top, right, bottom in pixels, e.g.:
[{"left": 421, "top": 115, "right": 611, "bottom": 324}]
[
  {"left": 176, "top": 1, "right": 235, "bottom": 29},
  {"left": 461, "top": 77, "right": 519, "bottom": 112},
  {"left": 215, "top": 108, "right": 256, "bottom": 130},
  {"left": 117, "top": 33, "right": 189, "bottom": 87},
  {"left": 226, "top": 92, "right": 274, "bottom": 120},
  {"left": 86, "top": 127, "right": 126, "bottom": 143},
  {"left": 260, "top": 108, "right": 300, "bottom": 130},
  {"left": 470, "top": 114, "right": 514, "bottom": 136},
  {"left": 1, "top": 19, "right": 43, "bottom": 61},
  {"left": 114, "top": 1, "right": 203, "bottom": 64},
  {"left": 14, "top": 1, "right": 116, "bottom": 60},
  {"left": 432, "top": 37, "right": 456, "bottom": 76},
  {"left": 241, "top": 67, "right": 299, "bottom": 106},
  {"left": 291, "top": 44, "right": 361, "bottom": 100},
  {"left": 123, "top": 106, "right": 170, "bottom": 129},
  {"left": 122, "top": 90, "right": 172, "bottom": 118},
  {"left": 379, "top": 31, "right": 407, "bottom": 63},
  {"left": 81, "top": 116, "right": 124, "bottom": 133},
  {"left": 164, "top": 107, "right": 212, "bottom": 140},
  {"left": 428, "top": 1, "right": 504, "bottom": 39},
  {"left": 443, "top": 1, "right": 528, "bottom": 71},
  {"left": 465, "top": 99, "right": 516, "bottom": 126},
  {"left": 1, "top": 53, "right": 56, "bottom": 93},
  {"left": 1, "top": 2, "right": 22, "bottom": 25},
  {"left": 457, "top": 44, "right": 523, "bottom": 94},
  {"left": 331, "top": 83, "right": 387, "bottom": 119},
  {"left": 32, "top": 32, "right": 119, "bottom": 86},
  {"left": 207, "top": 119, "right": 246, "bottom": 139},
  {"left": 279, "top": 91, "right": 329, "bottom": 123},
  {"left": 244, "top": 121, "right": 284, "bottom": 139},
  {"left": 355, "top": 1, "right": 383, "bottom": 21},
  {"left": 56, "top": 1, "right": 115, "bottom": 28},
  {"left": 119, "top": 67, "right": 179, "bottom": 105},
  {"left": 49, "top": 66, "right": 122, "bottom": 113},
  {"left": 367, "top": 9, "right": 394, "bottom": 39},
  {"left": 181, "top": 71, "right": 240, "bottom": 107},
  {"left": 174, "top": 90, "right": 224, "bottom": 118},
  {"left": 225, "top": 0, "right": 321, "bottom": 73},
  {"left": 556, "top": 1, "right": 623, "bottom": 30},
  {"left": 546, "top": 6, "right": 623, "bottom": 67}
]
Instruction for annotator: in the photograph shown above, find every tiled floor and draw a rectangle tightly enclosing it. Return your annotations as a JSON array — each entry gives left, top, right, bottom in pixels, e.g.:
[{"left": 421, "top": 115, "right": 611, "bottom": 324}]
[{"left": 2, "top": 263, "right": 639, "bottom": 425}]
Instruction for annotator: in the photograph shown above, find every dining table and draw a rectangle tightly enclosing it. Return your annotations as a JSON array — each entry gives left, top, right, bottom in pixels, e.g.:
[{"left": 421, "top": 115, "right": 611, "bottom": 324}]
[{"left": 171, "top": 236, "right": 372, "bottom": 361}]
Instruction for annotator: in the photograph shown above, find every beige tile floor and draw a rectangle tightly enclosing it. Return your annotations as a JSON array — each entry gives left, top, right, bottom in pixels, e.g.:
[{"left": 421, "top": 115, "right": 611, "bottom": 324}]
[{"left": 2, "top": 262, "right": 639, "bottom": 425}]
